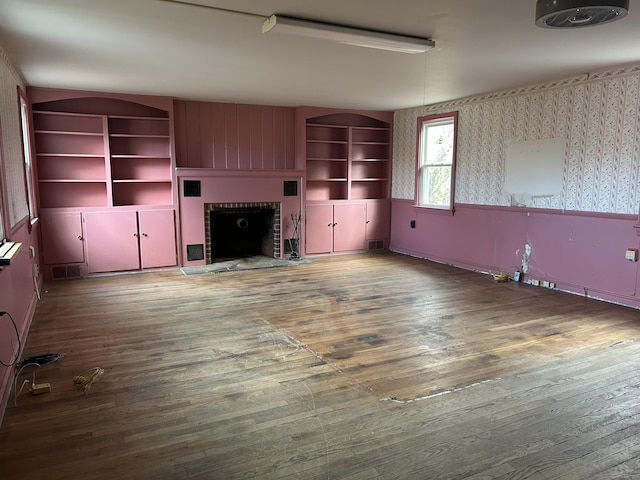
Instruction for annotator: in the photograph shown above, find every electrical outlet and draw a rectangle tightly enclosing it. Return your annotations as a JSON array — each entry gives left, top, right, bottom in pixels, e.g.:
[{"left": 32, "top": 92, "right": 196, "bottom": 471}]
[
  {"left": 32, "top": 263, "right": 39, "bottom": 277},
  {"left": 542, "top": 280, "right": 550, "bottom": 288},
  {"left": 625, "top": 248, "right": 638, "bottom": 261},
  {"left": 531, "top": 279, "right": 540, "bottom": 286},
  {"left": 549, "top": 282, "right": 555, "bottom": 289}
]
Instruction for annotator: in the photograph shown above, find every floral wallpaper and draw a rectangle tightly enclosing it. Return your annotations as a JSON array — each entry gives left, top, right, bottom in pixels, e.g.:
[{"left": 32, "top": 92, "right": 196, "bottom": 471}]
[{"left": 392, "top": 64, "right": 640, "bottom": 215}]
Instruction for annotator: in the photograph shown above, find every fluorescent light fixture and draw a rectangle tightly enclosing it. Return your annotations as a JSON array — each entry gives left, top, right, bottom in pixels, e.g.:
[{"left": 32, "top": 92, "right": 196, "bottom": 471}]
[{"left": 262, "top": 15, "right": 434, "bottom": 54}]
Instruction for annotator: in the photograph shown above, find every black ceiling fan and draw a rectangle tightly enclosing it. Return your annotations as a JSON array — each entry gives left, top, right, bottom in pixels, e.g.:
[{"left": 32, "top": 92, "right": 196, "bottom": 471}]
[{"left": 536, "top": 0, "right": 629, "bottom": 27}]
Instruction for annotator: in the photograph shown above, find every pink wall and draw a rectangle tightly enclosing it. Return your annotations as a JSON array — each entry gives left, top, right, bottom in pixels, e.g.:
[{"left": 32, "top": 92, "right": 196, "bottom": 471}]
[
  {"left": 174, "top": 101, "right": 296, "bottom": 170},
  {"left": 0, "top": 220, "right": 41, "bottom": 417},
  {"left": 177, "top": 169, "right": 303, "bottom": 265},
  {"left": 391, "top": 200, "right": 640, "bottom": 308}
]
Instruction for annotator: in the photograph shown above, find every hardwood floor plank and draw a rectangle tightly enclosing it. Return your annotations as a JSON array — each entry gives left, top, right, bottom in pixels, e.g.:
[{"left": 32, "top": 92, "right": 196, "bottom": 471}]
[{"left": 2, "top": 252, "right": 640, "bottom": 479}]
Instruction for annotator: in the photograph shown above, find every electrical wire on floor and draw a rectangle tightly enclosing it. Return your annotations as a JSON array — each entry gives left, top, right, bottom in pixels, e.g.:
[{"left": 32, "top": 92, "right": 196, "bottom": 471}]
[
  {"left": 0, "top": 311, "right": 21, "bottom": 367},
  {"left": 17, "top": 335, "right": 76, "bottom": 368},
  {"left": 13, "top": 363, "right": 41, "bottom": 406}
]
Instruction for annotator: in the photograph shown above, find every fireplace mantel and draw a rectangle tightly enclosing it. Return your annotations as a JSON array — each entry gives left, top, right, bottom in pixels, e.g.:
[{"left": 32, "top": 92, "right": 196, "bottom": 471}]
[{"left": 177, "top": 171, "right": 304, "bottom": 266}]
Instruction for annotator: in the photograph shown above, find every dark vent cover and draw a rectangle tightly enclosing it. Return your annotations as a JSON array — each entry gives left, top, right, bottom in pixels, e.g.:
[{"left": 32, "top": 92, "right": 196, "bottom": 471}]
[
  {"left": 283, "top": 180, "right": 298, "bottom": 197},
  {"left": 186, "top": 244, "right": 205, "bottom": 261},
  {"left": 536, "top": 0, "right": 629, "bottom": 28},
  {"left": 184, "top": 180, "right": 201, "bottom": 197}
]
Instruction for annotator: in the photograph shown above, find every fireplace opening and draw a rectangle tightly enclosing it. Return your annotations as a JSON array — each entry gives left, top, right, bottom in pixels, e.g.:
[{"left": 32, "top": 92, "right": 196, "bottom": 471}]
[{"left": 209, "top": 207, "right": 275, "bottom": 261}]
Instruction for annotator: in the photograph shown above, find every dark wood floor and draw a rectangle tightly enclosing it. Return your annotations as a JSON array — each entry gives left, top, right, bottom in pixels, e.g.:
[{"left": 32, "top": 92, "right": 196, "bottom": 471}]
[{"left": 1, "top": 252, "right": 640, "bottom": 479}]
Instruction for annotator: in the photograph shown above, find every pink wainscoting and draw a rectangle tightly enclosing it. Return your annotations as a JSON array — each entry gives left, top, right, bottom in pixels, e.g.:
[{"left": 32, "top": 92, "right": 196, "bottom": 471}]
[
  {"left": 177, "top": 169, "right": 304, "bottom": 266},
  {"left": 390, "top": 199, "right": 640, "bottom": 308},
  {"left": 0, "top": 220, "right": 42, "bottom": 419},
  {"left": 173, "top": 101, "right": 296, "bottom": 170}
]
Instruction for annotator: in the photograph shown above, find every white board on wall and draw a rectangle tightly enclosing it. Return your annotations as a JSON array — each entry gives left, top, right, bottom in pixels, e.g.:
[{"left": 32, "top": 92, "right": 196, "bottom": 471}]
[{"left": 504, "top": 138, "right": 565, "bottom": 195}]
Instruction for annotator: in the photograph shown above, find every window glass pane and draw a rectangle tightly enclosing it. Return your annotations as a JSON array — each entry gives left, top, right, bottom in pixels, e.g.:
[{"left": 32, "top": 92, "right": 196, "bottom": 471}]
[
  {"left": 424, "top": 165, "right": 451, "bottom": 206},
  {"left": 424, "top": 122, "right": 454, "bottom": 166},
  {"left": 19, "top": 92, "right": 36, "bottom": 220}
]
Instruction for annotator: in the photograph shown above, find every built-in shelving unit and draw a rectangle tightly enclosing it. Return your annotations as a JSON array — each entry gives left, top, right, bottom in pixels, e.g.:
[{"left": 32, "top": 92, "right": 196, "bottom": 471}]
[
  {"left": 30, "top": 90, "right": 178, "bottom": 278},
  {"left": 305, "top": 124, "right": 349, "bottom": 201},
  {"left": 108, "top": 116, "right": 172, "bottom": 206},
  {"left": 305, "top": 117, "right": 390, "bottom": 201},
  {"left": 350, "top": 126, "right": 391, "bottom": 200},
  {"left": 302, "top": 110, "right": 392, "bottom": 255},
  {"left": 33, "top": 112, "right": 108, "bottom": 208},
  {"left": 33, "top": 111, "right": 173, "bottom": 208}
]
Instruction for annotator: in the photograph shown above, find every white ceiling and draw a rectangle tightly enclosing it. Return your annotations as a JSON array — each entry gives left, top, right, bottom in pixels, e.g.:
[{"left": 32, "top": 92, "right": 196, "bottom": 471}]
[{"left": 0, "top": 0, "right": 639, "bottom": 111}]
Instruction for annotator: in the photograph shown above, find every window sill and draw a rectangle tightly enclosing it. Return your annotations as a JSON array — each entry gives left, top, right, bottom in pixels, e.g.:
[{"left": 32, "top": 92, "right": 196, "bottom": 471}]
[
  {"left": 0, "top": 241, "right": 22, "bottom": 266},
  {"left": 413, "top": 205, "right": 455, "bottom": 216}
]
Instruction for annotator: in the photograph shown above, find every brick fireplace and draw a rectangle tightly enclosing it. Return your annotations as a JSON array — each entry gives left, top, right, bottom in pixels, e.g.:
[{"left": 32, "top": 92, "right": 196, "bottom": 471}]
[{"left": 204, "top": 202, "right": 281, "bottom": 263}]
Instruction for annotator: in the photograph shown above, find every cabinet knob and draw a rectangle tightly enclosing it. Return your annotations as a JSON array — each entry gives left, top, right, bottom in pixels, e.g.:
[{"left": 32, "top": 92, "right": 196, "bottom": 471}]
[
  {"left": 327, "top": 223, "right": 332, "bottom": 227},
  {"left": 141, "top": 233, "right": 148, "bottom": 237},
  {"left": 333, "top": 223, "right": 337, "bottom": 226},
  {"left": 366, "top": 220, "right": 370, "bottom": 224},
  {"left": 133, "top": 233, "right": 139, "bottom": 237},
  {"left": 77, "top": 235, "right": 83, "bottom": 241}
]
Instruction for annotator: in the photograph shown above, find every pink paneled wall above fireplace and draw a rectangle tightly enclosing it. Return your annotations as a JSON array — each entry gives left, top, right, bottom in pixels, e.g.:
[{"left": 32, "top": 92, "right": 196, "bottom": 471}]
[{"left": 173, "top": 100, "right": 297, "bottom": 170}]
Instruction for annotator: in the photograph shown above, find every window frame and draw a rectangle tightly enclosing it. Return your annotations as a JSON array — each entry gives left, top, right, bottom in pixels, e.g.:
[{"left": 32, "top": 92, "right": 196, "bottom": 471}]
[
  {"left": 0, "top": 119, "right": 7, "bottom": 241},
  {"left": 415, "top": 111, "right": 458, "bottom": 213},
  {"left": 17, "top": 87, "right": 38, "bottom": 231}
]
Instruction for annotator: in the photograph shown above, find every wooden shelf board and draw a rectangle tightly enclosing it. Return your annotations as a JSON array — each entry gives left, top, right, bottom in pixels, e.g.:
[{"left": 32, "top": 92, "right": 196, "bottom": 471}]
[
  {"left": 36, "top": 153, "right": 105, "bottom": 158},
  {"left": 307, "top": 139, "right": 348, "bottom": 145},
  {"left": 111, "top": 155, "right": 171, "bottom": 159},
  {"left": 112, "top": 179, "right": 172, "bottom": 183},
  {"left": 32, "top": 110, "right": 103, "bottom": 119},
  {"left": 306, "top": 157, "right": 348, "bottom": 162},
  {"left": 307, "top": 178, "right": 348, "bottom": 182},
  {"left": 109, "top": 134, "right": 170, "bottom": 139},
  {"left": 39, "top": 179, "right": 107, "bottom": 183},
  {"left": 108, "top": 115, "right": 169, "bottom": 121},
  {"left": 351, "top": 158, "right": 389, "bottom": 163},
  {"left": 35, "top": 130, "right": 103, "bottom": 137}
]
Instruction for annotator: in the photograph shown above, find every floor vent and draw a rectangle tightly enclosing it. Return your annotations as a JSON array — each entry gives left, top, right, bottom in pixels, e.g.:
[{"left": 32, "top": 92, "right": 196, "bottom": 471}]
[
  {"left": 51, "top": 265, "right": 81, "bottom": 279},
  {"left": 368, "top": 240, "right": 385, "bottom": 250}
]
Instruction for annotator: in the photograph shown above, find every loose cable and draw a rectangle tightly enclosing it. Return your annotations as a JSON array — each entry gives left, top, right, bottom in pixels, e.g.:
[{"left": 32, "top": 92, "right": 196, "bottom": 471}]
[{"left": 0, "top": 311, "right": 21, "bottom": 367}]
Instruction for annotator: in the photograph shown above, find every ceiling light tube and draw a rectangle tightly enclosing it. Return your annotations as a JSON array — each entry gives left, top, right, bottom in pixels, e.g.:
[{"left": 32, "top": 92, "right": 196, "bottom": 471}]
[{"left": 262, "top": 15, "right": 435, "bottom": 54}]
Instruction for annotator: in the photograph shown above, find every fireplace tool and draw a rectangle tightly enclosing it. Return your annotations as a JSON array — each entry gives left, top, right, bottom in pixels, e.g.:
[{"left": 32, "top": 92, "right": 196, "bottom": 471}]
[{"left": 288, "top": 213, "right": 302, "bottom": 260}]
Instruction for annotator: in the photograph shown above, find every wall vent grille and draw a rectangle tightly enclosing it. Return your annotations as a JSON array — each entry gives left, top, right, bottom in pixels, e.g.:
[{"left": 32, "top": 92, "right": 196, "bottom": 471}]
[{"left": 51, "top": 265, "right": 81, "bottom": 279}]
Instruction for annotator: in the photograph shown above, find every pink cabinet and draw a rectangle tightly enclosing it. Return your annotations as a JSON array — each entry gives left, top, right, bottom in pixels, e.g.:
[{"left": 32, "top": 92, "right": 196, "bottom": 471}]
[
  {"left": 305, "top": 202, "right": 366, "bottom": 254},
  {"left": 138, "top": 210, "right": 178, "bottom": 269},
  {"left": 365, "top": 200, "right": 391, "bottom": 243},
  {"left": 334, "top": 203, "right": 367, "bottom": 252},
  {"left": 84, "top": 211, "right": 140, "bottom": 273},
  {"left": 305, "top": 204, "right": 334, "bottom": 254},
  {"left": 84, "top": 209, "right": 177, "bottom": 274},
  {"left": 40, "top": 212, "right": 85, "bottom": 265}
]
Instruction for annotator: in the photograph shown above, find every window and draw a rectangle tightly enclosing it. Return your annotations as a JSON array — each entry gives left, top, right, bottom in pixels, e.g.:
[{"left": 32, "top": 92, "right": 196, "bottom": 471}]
[
  {"left": 416, "top": 112, "right": 458, "bottom": 210},
  {"left": 0, "top": 124, "right": 5, "bottom": 241},
  {"left": 18, "top": 88, "right": 37, "bottom": 225}
]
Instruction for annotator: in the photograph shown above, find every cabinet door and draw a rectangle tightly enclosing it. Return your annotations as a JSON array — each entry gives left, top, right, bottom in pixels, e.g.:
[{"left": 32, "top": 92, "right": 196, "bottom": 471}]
[
  {"left": 305, "top": 203, "right": 334, "bottom": 254},
  {"left": 138, "top": 209, "right": 177, "bottom": 269},
  {"left": 84, "top": 211, "right": 139, "bottom": 273},
  {"left": 40, "top": 212, "right": 85, "bottom": 264},
  {"left": 333, "top": 203, "right": 366, "bottom": 252},
  {"left": 365, "top": 200, "right": 390, "bottom": 240}
]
